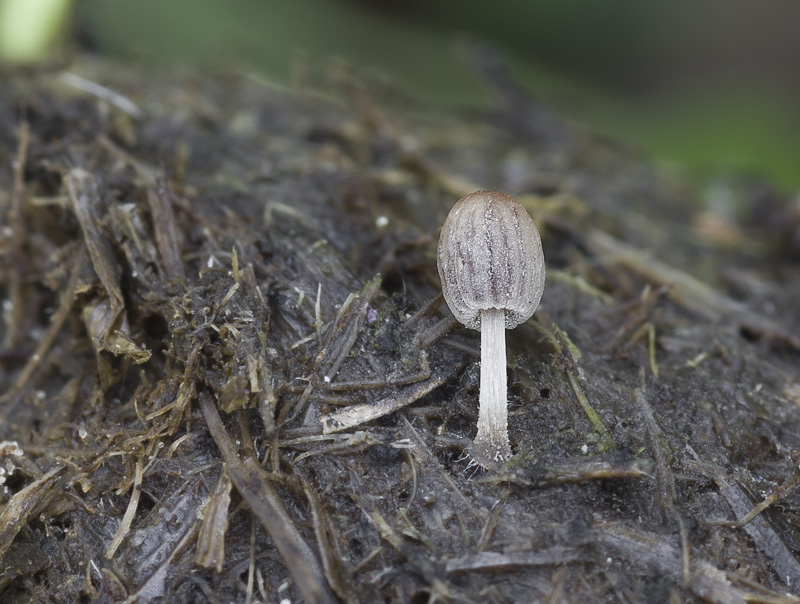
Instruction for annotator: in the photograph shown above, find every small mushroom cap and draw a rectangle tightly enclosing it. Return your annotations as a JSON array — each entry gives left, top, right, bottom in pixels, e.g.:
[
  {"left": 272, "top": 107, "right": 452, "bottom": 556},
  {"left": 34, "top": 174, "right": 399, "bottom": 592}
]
[{"left": 437, "top": 190, "right": 545, "bottom": 330}]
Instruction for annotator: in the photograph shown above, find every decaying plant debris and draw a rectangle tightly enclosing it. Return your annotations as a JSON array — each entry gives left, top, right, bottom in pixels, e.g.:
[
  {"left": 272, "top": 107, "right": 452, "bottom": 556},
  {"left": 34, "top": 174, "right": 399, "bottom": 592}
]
[{"left": 1, "top": 56, "right": 800, "bottom": 603}]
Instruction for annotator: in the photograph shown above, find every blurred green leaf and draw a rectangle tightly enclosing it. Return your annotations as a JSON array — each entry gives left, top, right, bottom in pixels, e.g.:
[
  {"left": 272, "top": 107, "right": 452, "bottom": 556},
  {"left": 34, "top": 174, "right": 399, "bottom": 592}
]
[{"left": 0, "top": 0, "right": 72, "bottom": 62}]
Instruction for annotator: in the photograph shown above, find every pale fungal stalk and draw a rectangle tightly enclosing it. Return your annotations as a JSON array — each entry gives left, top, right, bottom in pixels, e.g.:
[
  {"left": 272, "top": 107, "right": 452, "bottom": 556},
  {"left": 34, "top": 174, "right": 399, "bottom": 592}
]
[
  {"left": 478, "top": 307, "right": 510, "bottom": 461},
  {"left": 437, "top": 191, "right": 545, "bottom": 466}
]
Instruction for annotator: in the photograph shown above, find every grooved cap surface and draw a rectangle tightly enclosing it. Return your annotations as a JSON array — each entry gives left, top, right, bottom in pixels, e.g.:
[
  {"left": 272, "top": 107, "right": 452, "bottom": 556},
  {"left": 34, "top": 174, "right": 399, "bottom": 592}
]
[{"left": 437, "top": 191, "right": 545, "bottom": 330}]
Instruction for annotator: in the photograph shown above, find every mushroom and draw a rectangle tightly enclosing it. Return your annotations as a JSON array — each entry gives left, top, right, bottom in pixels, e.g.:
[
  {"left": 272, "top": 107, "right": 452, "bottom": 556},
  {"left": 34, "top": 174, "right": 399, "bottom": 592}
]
[{"left": 437, "top": 191, "right": 545, "bottom": 464}]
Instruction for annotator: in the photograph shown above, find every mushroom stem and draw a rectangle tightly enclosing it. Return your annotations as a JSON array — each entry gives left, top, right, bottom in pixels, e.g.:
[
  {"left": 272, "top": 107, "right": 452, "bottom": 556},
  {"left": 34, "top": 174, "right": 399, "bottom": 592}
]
[{"left": 476, "top": 307, "right": 511, "bottom": 461}]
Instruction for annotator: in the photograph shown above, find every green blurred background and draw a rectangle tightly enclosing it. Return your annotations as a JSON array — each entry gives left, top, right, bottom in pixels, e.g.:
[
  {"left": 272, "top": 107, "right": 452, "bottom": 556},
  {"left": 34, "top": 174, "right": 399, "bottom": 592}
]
[{"left": 3, "top": 0, "right": 800, "bottom": 191}]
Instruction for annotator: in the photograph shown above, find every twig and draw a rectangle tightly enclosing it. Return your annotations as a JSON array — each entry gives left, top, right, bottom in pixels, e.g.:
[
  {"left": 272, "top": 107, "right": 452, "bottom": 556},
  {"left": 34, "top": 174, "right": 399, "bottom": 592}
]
[
  {"left": 319, "top": 361, "right": 463, "bottom": 434},
  {"left": 587, "top": 229, "right": 800, "bottom": 351},
  {"left": 97, "top": 136, "right": 185, "bottom": 279},
  {"left": 322, "top": 352, "right": 430, "bottom": 391},
  {"left": 199, "top": 393, "right": 336, "bottom": 604},
  {"left": 148, "top": 175, "right": 185, "bottom": 279},
  {"left": 284, "top": 275, "right": 382, "bottom": 424},
  {"left": 59, "top": 72, "right": 144, "bottom": 119},
  {"left": 0, "top": 249, "right": 84, "bottom": 415},
  {"left": 688, "top": 460, "right": 800, "bottom": 589},
  {"left": 105, "top": 456, "right": 144, "bottom": 559},
  {"left": 479, "top": 457, "right": 653, "bottom": 487},
  {"left": 66, "top": 169, "right": 124, "bottom": 316},
  {"left": 543, "top": 567, "right": 569, "bottom": 604},
  {"left": 476, "top": 502, "right": 502, "bottom": 553},
  {"left": 539, "top": 316, "right": 616, "bottom": 451},
  {"left": 633, "top": 372, "right": 689, "bottom": 582},
  {"left": 0, "top": 465, "right": 67, "bottom": 564},
  {"left": 195, "top": 471, "right": 232, "bottom": 572},
  {"left": 445, "top": 546, "right": 583, "bottom": 574},
  {"left": 719, "top": 473, "right": 800, "bottom": 529},
  {"left": 399, "top": 415, "right": 482, "bottom": 523},
  {"left": 418, "top": 315, "right": 459, "bottom": 350},
  {"left": 597, "top": 522, "right": 799, "bottom": 604},
  {"left": 402, "top": 293, "right": 444, "bottom": 332},
  {"left": 292, "top": 463, "right": 354, "bottom": 603}
]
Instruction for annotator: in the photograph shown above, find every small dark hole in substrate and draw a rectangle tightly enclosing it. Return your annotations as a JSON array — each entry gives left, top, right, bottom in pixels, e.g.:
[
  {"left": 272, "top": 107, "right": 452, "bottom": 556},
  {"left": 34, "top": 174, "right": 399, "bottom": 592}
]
[
  {"left": 142, "top": 313, "right": 169, "bottom": 340},
  {"left": 739, "top": 325, "right": 760, "bottom": 342}
]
